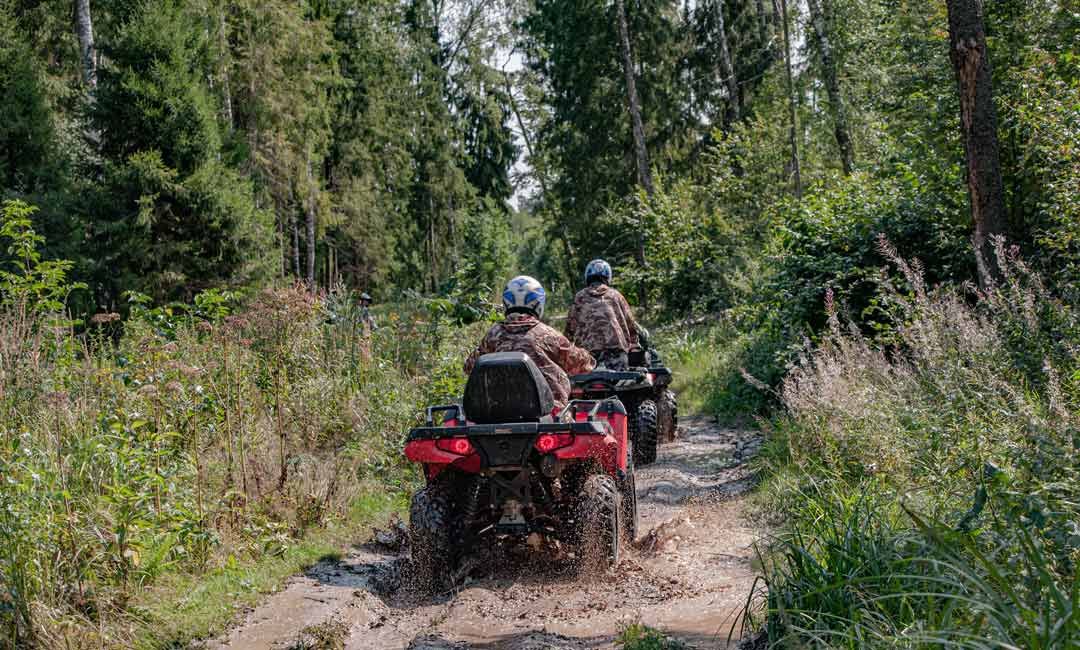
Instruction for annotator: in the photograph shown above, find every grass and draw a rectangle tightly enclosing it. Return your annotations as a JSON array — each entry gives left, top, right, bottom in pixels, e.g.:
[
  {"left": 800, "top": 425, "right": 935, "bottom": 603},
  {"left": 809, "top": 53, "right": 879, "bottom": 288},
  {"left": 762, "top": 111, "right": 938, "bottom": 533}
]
[
  {"left": 743, "top": 242, "right": 1080, "bottom": 648},
  {"left": 616, "top": 623, "right": 688, "bottom": 650},
  {"left": 126, "top": 490, "right": 407, "bottom": 649}
]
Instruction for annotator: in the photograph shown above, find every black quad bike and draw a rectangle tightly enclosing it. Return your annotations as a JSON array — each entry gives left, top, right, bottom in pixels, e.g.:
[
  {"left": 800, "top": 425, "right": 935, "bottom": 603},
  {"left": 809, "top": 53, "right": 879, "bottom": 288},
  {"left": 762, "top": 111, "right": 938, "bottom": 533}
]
[
  {"left": 403, "top": 352, "right": 638, "bottom": 589},
  {"left": 570, "top": 345, "right": 677, "bottom": 466}
]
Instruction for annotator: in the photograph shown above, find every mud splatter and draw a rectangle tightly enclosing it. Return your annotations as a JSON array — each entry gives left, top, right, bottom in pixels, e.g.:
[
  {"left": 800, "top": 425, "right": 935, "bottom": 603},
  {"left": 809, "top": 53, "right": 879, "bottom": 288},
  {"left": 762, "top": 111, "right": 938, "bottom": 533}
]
[{"left": 209, "top": 416, "right": 762, "bottom": 650}]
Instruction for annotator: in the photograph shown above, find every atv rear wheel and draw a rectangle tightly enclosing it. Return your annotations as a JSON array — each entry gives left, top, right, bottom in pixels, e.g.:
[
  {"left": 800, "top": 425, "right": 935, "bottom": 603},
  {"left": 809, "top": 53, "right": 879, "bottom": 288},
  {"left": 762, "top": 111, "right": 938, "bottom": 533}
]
[
  {"left": 408, "top": 484, "right": 455, "bottom": 592},
  {"left": 577, "top": 474, "right": 621, "bottom": 571},
  {"left": 658, "top": 389, "right": 678, "bottom": 443},
  {"left": 632, "top": 399, "right": 659, "bottom": 466},
  {"left": 622, "top": 444, "right": 639, "bottom": 542}
]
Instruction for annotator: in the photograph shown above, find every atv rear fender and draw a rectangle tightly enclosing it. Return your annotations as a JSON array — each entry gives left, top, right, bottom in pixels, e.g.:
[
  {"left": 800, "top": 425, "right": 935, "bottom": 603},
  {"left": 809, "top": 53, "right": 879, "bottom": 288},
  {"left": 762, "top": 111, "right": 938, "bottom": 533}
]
[{"left": 404, "top": 399, "right": 627, "bottom": 481}]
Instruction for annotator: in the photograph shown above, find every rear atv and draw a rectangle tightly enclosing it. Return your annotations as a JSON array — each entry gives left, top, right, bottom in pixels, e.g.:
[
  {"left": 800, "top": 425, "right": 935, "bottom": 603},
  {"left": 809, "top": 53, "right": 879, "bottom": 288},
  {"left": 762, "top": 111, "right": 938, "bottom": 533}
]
[
  {"left": 403, "top": 352, "right": 637, "bottom": 590},
  {"left": 570, "top": 347, "right": 676, "bottom": 466}
]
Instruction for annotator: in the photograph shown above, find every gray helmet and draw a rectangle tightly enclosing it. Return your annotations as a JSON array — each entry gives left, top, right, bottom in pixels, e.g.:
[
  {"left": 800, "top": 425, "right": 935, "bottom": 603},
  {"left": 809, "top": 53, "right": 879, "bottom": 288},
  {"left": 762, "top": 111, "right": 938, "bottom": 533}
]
[{"left": 360, "top": 292, "right": 372, "bottom": 302}]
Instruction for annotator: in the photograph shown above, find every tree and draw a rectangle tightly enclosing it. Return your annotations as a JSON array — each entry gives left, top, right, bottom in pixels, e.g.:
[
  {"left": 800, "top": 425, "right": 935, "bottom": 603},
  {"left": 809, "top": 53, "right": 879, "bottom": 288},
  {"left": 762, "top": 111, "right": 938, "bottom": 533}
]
[
  {"left": 778, "top": 0, "right": 801, "bottom": 198},
  {"left": 805, "top": 0, "right": 853, "bottom": 174},
  {"left": 712, "top": 0, "right": 740, "bottom": 122},
  {"left": 75, "top": 0, "right": 96, "bottom": 88},
  {"left": 945, "top": 0, "right": 1006, "bottom": 285}
]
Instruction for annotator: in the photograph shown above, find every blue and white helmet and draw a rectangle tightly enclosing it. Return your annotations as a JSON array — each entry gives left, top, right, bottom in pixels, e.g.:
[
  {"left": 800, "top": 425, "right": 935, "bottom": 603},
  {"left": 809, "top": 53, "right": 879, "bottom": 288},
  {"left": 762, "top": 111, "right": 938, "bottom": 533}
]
[
  {"left": 584, "top": 259, "right": 612, "bottom": 285},
  {"left": 502, "top": 275, "right": 546, "bottom": 318}
]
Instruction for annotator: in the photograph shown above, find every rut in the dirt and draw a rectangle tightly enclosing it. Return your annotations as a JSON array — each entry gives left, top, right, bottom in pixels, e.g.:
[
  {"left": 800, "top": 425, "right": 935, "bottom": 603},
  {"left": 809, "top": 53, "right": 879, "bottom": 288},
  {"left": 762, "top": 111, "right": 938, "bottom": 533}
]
[{"left": 208, "top": 416, "right": 762, "bottom": 650}]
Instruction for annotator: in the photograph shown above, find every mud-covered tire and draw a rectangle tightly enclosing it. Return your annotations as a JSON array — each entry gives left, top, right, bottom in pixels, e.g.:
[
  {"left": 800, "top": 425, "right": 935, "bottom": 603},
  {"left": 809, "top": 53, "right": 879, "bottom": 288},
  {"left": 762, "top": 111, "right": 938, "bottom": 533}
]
[
  {"left": 632, "top": 399, "right": 659, "bottom": 466},
  {"left": 576, "top": 474, "right": 621, "bottom": 571},
  {"left": 622, "top": 445, "right": 639, "bottom": 542},
  {"left": 658, "top": 389, "right": 678, "bottom": 443},
  {"left": 408, "top": 484, "right": 454, "bottom": 592}
]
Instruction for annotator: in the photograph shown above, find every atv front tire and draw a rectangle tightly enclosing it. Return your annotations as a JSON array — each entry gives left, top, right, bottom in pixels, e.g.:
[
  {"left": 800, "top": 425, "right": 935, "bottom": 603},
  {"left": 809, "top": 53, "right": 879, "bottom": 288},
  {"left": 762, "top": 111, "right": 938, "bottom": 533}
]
[
  {"left": 632, "top": 399, "right": 659, "bottom": 466},
  {"left": 408, "top": 484, "right": 454, "bottom": 592},
  {"left": 658, "top": 389, "right": 678, "bottom": 443},
  {"left": 577, "top": 474, "right": 621, "bottom": 570}
]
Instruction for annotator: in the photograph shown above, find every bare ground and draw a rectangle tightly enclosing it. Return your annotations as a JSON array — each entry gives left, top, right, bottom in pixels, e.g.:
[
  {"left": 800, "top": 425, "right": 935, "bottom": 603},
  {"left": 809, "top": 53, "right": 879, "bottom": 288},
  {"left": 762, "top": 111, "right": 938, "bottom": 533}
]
[{"left": 207, "top": 416, "right": 763, "bottom": 650}]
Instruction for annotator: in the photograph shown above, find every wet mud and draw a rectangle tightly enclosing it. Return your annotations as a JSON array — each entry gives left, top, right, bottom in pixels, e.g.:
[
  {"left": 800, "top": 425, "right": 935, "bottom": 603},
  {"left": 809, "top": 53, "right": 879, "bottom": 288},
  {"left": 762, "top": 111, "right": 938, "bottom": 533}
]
[{"left": 208, "top": 416, "right": 763, "bottom": 650}]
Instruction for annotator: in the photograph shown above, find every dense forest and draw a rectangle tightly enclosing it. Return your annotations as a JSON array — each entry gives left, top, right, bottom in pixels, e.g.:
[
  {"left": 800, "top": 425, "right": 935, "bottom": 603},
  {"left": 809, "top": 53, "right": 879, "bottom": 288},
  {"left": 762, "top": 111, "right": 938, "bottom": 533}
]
[{"left": 2, "top": 0, "right": 1080, "bottom": 647}]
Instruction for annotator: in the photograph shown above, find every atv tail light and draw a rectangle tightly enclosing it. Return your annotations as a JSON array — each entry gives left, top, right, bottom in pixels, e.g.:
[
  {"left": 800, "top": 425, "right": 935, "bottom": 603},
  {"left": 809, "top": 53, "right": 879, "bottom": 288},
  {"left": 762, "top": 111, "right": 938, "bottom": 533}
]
[
  {"left": 534, "top": 433, "right": 574, "bottom": 453},
  {"left": 589, "top": 383, "right": 607, "bottom": 391},
  {"left": 436, "top": 437, "right": 474, "bottom": 456}
]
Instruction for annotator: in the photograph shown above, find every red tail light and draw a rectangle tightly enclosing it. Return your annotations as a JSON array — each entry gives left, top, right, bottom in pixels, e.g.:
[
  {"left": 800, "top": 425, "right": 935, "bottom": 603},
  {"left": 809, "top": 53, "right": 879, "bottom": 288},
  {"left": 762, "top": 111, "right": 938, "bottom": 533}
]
[
  {"left": 535, "top": 433, "right": 574, "bottom": 453},
  {"left": 589, "top": 383, "right": 607, "bottom": 391},
  {"left": 436, "top": 437, "right": 474, "bottom": 455}
]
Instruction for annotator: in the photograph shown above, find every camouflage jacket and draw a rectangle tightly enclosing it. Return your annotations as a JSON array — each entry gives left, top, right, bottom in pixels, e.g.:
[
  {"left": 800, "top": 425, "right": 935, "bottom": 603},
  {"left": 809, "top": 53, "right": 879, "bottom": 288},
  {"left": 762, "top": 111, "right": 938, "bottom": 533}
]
[
  {"left": 464, "top": 314, "right": 595, "bottom": 408},
  {"left": 564, "top": 284, "right": 639, "bottom": 354}
]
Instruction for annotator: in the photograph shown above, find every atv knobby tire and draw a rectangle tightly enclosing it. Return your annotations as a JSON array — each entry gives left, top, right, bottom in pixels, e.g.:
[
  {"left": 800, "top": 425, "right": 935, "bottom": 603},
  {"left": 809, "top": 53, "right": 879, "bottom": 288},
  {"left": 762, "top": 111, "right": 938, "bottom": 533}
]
[
  {"left": 408, "top": 484, "right": 454, "bottom": 592},
  {"left": 577, "top": 473, "right": 621, "bottom": 571},
  {"left": 658, "top": 389, "right": 678, "bottom": 443},
  {"left": 622, "top": 444, "right": 639, "bottom": 542},
  {"left": 631, "top": 399, "right": 659, "bottom": 466}
]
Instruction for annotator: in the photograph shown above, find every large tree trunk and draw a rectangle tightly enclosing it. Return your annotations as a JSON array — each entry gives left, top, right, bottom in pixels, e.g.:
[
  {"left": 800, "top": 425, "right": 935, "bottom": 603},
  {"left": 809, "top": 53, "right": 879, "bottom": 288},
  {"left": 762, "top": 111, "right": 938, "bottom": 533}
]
[
  {"left": 714, "top": 0, "right": 740, "bottom": 123},
  {"left": 75, "top": 0, "right": 96, "bottom": 89},
  {"left": 945, "top": 0, "right": 1006, "bottom": 286},
  {"left": 615, "top": 0, "right": 652, "bottom": 307},
  {"left": 779, "top": 0, "right": 801, "bottom": 199},
  {"left": 806, "top": 0, "right": 854, "bottom": 174},
  {"left": 218, "top": 5, "right": 234, "bottom": 131}
]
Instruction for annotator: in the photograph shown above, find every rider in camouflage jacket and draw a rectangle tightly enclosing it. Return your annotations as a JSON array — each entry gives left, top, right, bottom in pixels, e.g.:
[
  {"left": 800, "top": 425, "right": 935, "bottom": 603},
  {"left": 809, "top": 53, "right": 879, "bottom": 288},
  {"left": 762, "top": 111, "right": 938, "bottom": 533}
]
[
  {"left": 465, "top": 277, "right": 594, "bottom": 409},
  {"left": 564, "top": 260, "right": 639, "bottom": 368}
]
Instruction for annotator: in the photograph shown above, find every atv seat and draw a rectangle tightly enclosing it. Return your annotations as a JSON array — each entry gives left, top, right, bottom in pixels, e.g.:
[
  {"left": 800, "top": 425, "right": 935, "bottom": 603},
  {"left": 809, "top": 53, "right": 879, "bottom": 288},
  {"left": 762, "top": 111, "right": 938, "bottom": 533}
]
[{"left": 463, "top": 352, "right": 555, "bottom": 424}]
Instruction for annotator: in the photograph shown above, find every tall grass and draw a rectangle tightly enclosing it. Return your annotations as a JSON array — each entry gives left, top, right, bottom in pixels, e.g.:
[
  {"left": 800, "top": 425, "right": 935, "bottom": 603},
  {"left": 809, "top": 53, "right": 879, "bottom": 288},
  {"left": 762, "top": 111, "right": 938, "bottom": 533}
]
[
  {"left": 0, "top": 200, "right": 480, "bottom": 648},
  {"left": 747, "top": 238, "right": 1080, "bottom": 648}
]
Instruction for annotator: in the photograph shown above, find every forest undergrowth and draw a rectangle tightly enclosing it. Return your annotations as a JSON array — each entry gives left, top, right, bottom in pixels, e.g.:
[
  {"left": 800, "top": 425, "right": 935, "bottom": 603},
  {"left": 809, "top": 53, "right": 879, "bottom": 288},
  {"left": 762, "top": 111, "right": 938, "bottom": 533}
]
[
  {"left": 742, "top": 239, "right": 1080, "bottom": 648},
  {"left": 0, "top": 200, "right": 482, "bottom": 649}
]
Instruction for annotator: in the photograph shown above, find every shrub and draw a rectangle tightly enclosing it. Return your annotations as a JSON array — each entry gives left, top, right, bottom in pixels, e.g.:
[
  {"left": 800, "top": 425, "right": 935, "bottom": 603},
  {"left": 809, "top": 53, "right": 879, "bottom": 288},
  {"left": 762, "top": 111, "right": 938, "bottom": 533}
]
[{"left": 750, "top": 241, "right": 1080, "bottom": 648}]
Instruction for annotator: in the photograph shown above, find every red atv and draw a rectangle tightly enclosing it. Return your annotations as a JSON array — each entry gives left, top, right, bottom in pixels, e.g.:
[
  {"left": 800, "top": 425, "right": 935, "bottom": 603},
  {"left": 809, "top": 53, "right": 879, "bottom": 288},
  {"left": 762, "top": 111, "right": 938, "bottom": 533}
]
[{"left": 403, "top": 352, "right": 638, "bottom": 588}]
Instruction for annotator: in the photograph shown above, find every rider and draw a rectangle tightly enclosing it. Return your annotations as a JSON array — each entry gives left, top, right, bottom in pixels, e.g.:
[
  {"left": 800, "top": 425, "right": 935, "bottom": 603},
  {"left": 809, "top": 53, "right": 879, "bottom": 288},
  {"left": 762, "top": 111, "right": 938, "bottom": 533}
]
[
  {"left": 465, "top": 275, "right": 595, "bottom": 409},
  {"left": 564, "top": 259, "right": 639, "bottom": 370}
]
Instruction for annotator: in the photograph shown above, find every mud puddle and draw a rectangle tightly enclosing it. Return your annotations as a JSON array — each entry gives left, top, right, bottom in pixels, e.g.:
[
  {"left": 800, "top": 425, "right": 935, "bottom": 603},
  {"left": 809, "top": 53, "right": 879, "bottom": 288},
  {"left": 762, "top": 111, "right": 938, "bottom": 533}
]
[{"left": 207, "top": 416, "right": 762, "bottom": 650}]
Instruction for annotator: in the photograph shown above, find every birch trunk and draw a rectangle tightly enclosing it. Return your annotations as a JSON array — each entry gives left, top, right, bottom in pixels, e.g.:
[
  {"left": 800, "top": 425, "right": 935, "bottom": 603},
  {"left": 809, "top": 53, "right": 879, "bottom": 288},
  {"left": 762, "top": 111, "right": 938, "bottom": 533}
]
[
  {"left": 779, "top": 0, "right": 802, "bottom": 198},
  {"left": 806, "top": 0, "right": 854, "bottom": 174},
  {"left": 75, "top": 0, "right": 97, "bottom": 89},
  {"left": 714, "top": 0, "right": 740, "bottom": 122}
]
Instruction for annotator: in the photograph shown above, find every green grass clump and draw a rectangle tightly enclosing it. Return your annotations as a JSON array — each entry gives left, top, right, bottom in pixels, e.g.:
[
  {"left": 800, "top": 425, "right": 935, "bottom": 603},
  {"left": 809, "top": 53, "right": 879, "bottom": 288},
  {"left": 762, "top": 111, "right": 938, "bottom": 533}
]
[
  {"left": 746, "top": 244, "right": 1080, "bottom": 648},
  {"left": 616, "top": 623, "right": 688, "bottom": 650}
]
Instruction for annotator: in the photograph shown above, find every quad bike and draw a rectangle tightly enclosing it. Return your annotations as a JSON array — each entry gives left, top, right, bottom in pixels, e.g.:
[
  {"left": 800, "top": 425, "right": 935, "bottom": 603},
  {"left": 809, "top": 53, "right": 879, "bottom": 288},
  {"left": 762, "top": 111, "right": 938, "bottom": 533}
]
[
  {"left": 403, "top": 352, "right": 638, "bottom": 589},
  {"left": 570, "top": 343, "right": 677, "bottom": 467}
]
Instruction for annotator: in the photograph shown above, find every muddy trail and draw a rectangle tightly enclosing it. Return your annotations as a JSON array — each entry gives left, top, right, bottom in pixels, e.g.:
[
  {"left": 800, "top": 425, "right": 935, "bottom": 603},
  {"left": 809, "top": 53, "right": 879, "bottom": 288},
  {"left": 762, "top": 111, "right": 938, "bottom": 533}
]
[{"left": 209, "top": 416, "right": 763, "bottom": 650}]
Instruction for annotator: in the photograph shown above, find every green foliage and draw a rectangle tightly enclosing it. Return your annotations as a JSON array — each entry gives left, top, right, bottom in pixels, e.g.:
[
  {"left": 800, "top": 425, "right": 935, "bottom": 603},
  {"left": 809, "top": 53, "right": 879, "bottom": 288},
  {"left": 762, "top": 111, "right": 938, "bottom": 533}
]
[
  {"left": 0, "top": 8, "right": 54, "bottom": 194},
  {"left": 616, "top": 623, "right": 688, "bottom": 650},
  {"left": 749, "top": 250, "right": 1080, "bottom": 647}
]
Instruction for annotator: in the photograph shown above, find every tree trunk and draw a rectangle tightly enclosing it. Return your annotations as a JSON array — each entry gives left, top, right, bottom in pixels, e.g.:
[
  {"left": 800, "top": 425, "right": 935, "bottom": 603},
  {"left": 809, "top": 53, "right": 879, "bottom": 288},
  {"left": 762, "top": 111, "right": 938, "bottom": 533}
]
[
  {"left": 615, "top": 0, "right": 651, "bottom": 307},
  {"left": 75, "top": 0, "right": 97, "bottom": 89},
  {"left": 779, "top": 0, "right": 801, "bottom": 199},
  {"left": 292, "top": 216, "right": 301, "bottom": 279},
  {"left": 714, "top": 0, "right": 741, "bottom": 123},
  {"left": 806, "top": 0, "right": 854, "bottom": 174},
  {"left": 755, "top": 0, "right": 770, "bottom": 48},
  {"left": 218, "top": 5, "right": 234, "bottom": 131},
  {"left": 305, "top": 158, "right": 317, "bottom": 289},
  {"left": 945, "top": 0, "right": 1006, "bottom": 286},
  {"left": 615, "top": 0, "right": 655, "bottom": 201}
]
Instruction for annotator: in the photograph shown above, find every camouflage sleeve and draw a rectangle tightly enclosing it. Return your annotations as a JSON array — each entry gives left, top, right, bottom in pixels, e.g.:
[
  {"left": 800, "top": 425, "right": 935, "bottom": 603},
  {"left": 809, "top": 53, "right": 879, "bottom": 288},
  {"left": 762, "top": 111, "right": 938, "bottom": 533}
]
[
  {"left": 559, "top": 336, "right": 595, "bottom": 376},
  {"left": 618, "top": 292, "right": 640, "bottom": 348},
  {"left": 464, "top": 328, "right": 494, "bottom": 375},
  {"left": 563, "top": 303, "right": 578, "bottom": 343}
]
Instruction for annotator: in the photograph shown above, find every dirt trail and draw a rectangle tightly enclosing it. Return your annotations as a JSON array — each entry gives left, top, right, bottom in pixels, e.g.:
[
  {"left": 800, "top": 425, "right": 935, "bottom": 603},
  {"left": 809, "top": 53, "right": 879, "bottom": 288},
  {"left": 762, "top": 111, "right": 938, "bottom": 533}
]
[{"left": 208, "top": 416, "right": 762, "bottom": 650}]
